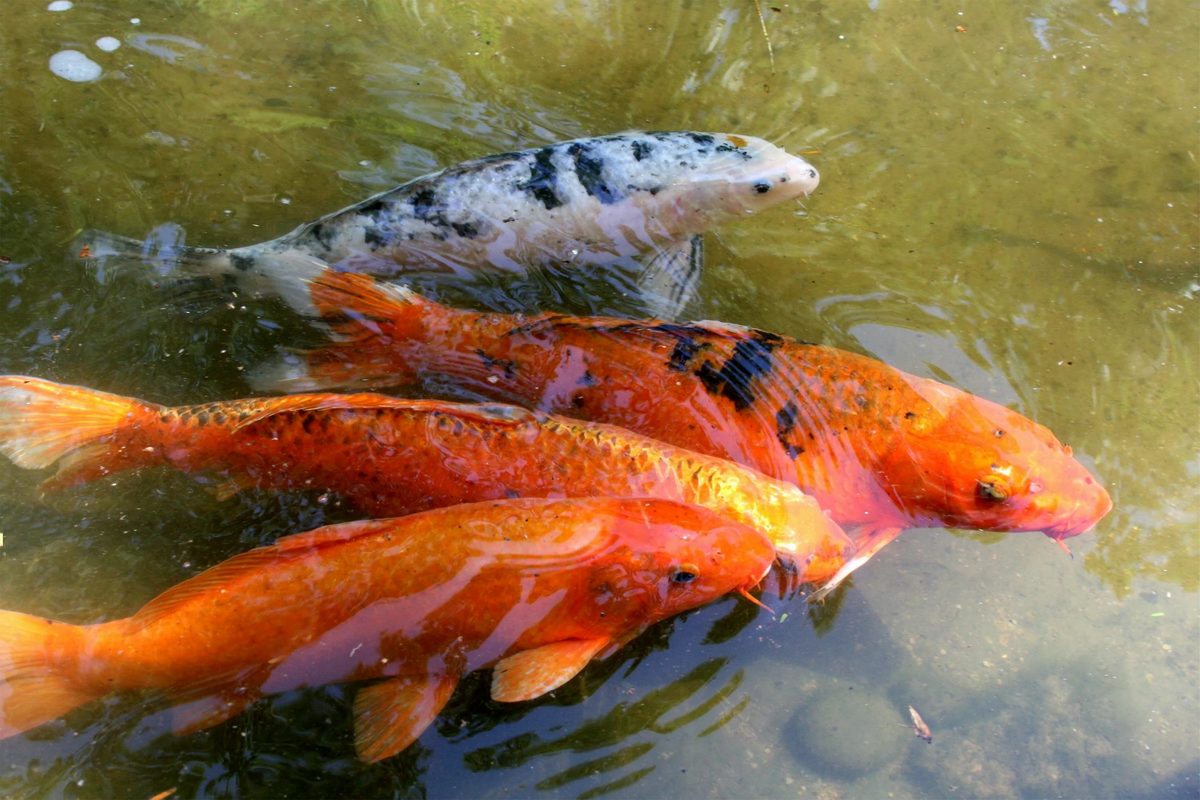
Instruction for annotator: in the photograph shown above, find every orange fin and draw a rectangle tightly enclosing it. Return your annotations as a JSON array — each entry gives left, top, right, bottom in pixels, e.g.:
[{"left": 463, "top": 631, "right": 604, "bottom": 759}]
[
  {"left": 213, "top": 473, "right": 257, "bottom": 501},
  {"left": 807, "top": 525, "right": 904, "bottom": 603},
  {"left": 490, "top": 638, "right": 610, "bottom": 703},
  {"left": 248, "top": 272, "right": 432, "bottom": 394},
  {"left": 0, "top": 375, "right": 151, "bottom": 475},
  {"left": 170, "top": 688, "right": 258, "bottom": 736},
  {"left": 272, "top": 518, "right": 402, "bottom": 550},
  {"left": 307, "top": 271, "right": 427, "bottom": 335},
  {"left": 353, "top": 672, "right": 458, "bottom": 762},
  {"left": 0, "top": 609, "right": 99, "bottom": 739}
]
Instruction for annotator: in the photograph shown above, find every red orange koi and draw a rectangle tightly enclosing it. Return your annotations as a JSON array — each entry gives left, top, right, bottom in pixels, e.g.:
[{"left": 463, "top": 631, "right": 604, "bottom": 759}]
[{"left": 0, "top": 497, "right": 774, "bottom": 761}]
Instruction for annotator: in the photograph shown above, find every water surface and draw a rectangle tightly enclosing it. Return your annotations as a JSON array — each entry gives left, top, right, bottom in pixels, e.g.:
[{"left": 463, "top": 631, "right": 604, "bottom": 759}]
[{"left": 0, "top": 1, "right": 1196, "bottom": 797}]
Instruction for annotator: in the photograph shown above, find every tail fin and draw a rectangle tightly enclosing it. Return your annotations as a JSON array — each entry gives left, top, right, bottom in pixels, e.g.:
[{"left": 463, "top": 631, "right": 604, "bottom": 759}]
[
  {"left": 78, "top": 227, "right": 230, "bottom": 283},
  {"left": 0, "top": 376, "right": 151, "bottom": 491},
  {"left": 249, "top": 271, "right": 433, "bottom": 393},
  {"left": 0, "top": 609, "right": 101, "bottom": 739}
]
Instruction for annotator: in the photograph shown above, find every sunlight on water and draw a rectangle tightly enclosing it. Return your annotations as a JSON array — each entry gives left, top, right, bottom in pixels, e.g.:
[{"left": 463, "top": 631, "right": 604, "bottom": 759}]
[{"left": 0, "top": 0, "right": 1195, "bottom": 797}]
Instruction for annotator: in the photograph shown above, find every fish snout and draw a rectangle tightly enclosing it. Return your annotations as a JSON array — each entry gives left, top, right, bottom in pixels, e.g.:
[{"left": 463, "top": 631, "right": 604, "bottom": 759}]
[
  {"left": 788, "top": 161, "right": 820, "bottom": 197},
  {"left": 1045, "top": 482, "right": 1113, "bottom": 539}
]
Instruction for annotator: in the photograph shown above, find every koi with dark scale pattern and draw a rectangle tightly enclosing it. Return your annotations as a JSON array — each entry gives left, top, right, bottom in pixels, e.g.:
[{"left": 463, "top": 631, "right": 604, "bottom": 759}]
[
  {"left": 79, "top": 132, "right": 819, "bottom": 322},
  {"left": 252, "top": 272, "right": 1113, "bottom": 595}
]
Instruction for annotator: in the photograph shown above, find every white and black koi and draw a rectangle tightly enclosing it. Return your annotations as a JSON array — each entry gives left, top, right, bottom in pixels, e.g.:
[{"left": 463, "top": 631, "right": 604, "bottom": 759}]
[{"left": 82, "top": 131, "right": 819, "bottom": 319}]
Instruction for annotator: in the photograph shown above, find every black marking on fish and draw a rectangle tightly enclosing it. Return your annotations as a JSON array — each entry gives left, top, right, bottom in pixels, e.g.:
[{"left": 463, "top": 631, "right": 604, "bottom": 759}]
[
  {"left": 230, "top": 253, "right": 256, "bottom": 272},
  {"left": 359, "top": 199, "right": 389, "bottom": 217},
  {"left": 301, "top": 413, "right": 318, "bottom": 434},
  {"left": 363, "top": 228, "right": 388, "bottom": 247},
  {"left": 632, "top": 140, "right": 653, "bottom": 161},
  {"left": 716, "top": 141, "right": 754, "bottom": 161},
  {"left": 688, "top": 133, "right": 716, "bottom": 147},
  {"left": 577, "top": 369, "right": 597, "bottom": 387},
  {"left": 775, "top": 401, "right": 805, "bottom": 459},
  {"left": 195, "top": 410, "right": 210, "bottom": 426},
  {"left": 519, "top": 147, "right": 564, "bottom": 210},
  {"left": 694, "top": 331, "right": 781, "bottom": 411},
  {"left": 648, "top": 185, "right": 663, "bottom": 196},
  {"left": 567, "top": 143, "right": 622, "bottom": 205},
  {"left": 451, "top": 221, "right": 479, "bottom": 239},
  {"left": 409, "top": 186, "right": 441, "bottom": 223},
  {"left": 310, "top": 223, "right": 337, "bottom": 248},
  {"left": 476, "top": 349, "right": 517, "bottom": 378}
]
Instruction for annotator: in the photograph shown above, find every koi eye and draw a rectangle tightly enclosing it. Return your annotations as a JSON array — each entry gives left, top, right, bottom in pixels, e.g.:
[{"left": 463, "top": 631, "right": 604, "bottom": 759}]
[
  {"left": 978, "top": 478, "right": 1010, "bottom": 502},
  {"left": 753, "top": 181, "right": 772, "bottom": 194},
  {"left": 672, "top": 563, "right": 700, "bottom": 583}
]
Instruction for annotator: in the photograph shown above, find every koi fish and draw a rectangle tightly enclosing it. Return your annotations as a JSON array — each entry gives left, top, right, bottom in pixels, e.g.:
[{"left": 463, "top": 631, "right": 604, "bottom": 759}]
[
  {"left": 0, "top": 376, "right": 853, "bottom": 584},
  {"left": 82, "top": 132, "right": 819, "bottom": 320},
  {"left": 900, "top": 705, "right": 932, "bottom": 743},
  {"left": 250, "top": 270, "right": 1113, "bottom": 596},
  {"left": 0, "top": 496, "right": 776, "bottom": 761}
]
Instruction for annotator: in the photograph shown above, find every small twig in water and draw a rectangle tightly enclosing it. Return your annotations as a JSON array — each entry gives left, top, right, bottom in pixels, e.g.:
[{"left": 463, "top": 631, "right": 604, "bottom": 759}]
[{"left": 752, "top": 0, "right": 776, "bottom": 74}]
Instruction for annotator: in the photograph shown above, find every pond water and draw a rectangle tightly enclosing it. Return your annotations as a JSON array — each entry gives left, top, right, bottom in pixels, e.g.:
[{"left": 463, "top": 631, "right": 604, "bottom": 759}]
[{"left": 0, "top": 1, "right": 1196, "bottom": 798}]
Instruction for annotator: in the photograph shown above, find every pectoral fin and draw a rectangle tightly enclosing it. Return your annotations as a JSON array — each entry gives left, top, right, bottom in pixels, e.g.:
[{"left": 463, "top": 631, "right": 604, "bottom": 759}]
[
  {"left": 807, "top": 525, "right": 904, "bottom": 603},
  {"left": 353, "top": 673, "right": 458, "bottom": 763},
  {"left": 635, "top": 235, "right": 704, "bottom": 322},
  {"left": 490, "top": 638, "right": 610, "bottom": 703}
]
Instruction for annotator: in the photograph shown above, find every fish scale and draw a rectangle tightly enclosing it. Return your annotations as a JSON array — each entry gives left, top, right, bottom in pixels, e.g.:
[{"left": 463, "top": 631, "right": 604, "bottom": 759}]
[
  {"left": 251, "top": 271, "right": 1112, "bottom": 591},
  {"left": 82, "top": 131, "right": 819, "bottom": 322},
  {"left": 0, "top": 498, "right": 775, "bottom": 761},
  {"left": 0, "top": 377, "right": 853, "bottom": 585}
]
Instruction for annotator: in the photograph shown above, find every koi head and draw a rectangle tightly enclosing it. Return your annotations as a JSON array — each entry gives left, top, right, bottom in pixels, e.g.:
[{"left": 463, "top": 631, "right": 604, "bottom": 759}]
[
  {"left": 585, "top": 501, "right": 776, "bottom": 629},
  {"left": 608, "top": 132, "right": 819, "bottom": 234},
  {"left": 885, "top": 377, "right": 1113, "bottom": 542}
]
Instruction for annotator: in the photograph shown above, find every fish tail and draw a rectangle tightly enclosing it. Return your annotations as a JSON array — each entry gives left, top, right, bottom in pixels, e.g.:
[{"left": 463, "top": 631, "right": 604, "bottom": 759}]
[
  {"left": 0, "top": 609, "right": 101, "bottom": 739},
  {"left": 249, "top": 270, "right": 432, "bottom": 393},
  {"left": 0, "top": 376, "right": 158, "bottom": 492},
  {"left": 77, "top": 228, "right": 235, "bottom": 285}
]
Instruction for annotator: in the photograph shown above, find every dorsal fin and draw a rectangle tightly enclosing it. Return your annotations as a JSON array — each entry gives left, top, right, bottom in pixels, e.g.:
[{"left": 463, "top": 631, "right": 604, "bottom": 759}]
[{"left": 130, "top": 519, "right": 397, "bottom": 630}]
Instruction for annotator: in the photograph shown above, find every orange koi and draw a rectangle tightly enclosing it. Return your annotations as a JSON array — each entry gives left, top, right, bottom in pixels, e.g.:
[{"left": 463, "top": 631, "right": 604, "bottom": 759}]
[
  {"left": 0, "top": 497, "right": 775, "bottom": 761},
  {"left": 251, "top": 270, "right": 1112, "bottom": 593},
  {"left": 0, "top": 376, "right": 852, "bottom": 584},
  {"left": 900, "top": 704, "right": 932, "bottom": 743}
]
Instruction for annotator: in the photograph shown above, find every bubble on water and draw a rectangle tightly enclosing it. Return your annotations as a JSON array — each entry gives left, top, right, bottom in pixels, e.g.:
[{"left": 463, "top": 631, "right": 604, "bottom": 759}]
[
  {"left": 49, "top": 50, "right": 103, "bottom": 82},
  {"left": 47, "top": 1, "right": 73, "bottom": 10},
  {"left": 96, "top": 37, "right": 121, "bottom": 52},
  {"left": 130, "top": 17, "right": 140, "bottom": 24}
]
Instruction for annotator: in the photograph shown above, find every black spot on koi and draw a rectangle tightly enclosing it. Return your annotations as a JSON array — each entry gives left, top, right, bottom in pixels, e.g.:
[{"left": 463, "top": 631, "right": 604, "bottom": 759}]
[
  {"left": 632, "top": 141, "right": 653, "bottom": 161},
  {"left": 694, "top": 330, "right": 781, "bottom": 411},
  {"left": 519, "top": 147, "right": 564, "bottom": 210},
  {"left": 775, "top": 401, "right": 805, "bottom": 459},
  {"left": 716, "top": 141, "right": 753, "bottom": 161},
  {"left": 476, "top": 349, "right": 517, "bottom": 378},
  {"left": 230, "top": 253, "right": 256, "bottom": 272},
  {"left": 567, "top": 143, "right": 622, "bottom": 205}
]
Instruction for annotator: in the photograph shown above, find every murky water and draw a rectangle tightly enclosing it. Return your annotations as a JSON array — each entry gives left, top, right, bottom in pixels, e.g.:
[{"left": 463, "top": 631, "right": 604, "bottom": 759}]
[{"left": 0, "top": 1, "right": 1196, "bottom": 797}]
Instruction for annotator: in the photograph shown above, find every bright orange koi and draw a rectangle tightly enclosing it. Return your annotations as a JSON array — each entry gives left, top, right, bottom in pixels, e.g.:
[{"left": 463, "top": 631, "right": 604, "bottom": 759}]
[
  {"left": 250, "top": 270, "right": 1112, "bottom": 592},
  {"left": 0, "top": 497, "right": 775, "bottom": 761},
  {"left": 0, "top": 376, "right": 852, "bottom": 584}
]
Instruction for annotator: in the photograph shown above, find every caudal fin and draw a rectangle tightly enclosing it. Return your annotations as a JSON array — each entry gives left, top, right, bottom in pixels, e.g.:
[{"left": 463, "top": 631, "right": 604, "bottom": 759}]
[
  {"left": 0, "top": 376, "right": 152, "bottom": 492},
  {"left": 0, "top": 609, "right": 101, "bottom": 739},
  {"left": 78, "top": 227, "right": 231, "bottom": 284},
  {"left": 249, "top": 271, "right": 433, "bottom": 393}
]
